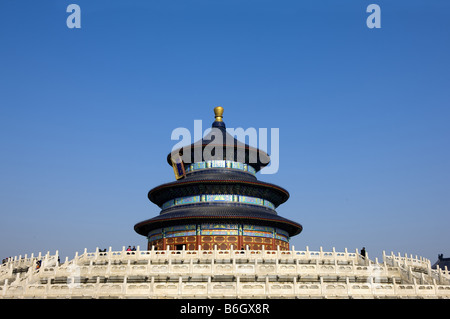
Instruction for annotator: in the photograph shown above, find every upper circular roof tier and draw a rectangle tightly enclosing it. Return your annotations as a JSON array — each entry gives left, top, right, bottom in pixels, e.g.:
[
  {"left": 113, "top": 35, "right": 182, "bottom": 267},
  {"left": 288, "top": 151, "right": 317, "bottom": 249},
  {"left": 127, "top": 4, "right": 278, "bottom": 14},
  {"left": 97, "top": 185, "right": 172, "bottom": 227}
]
[
  {"left": 148, "top": 179, "right": 290, "bottom": 209},
  {"left": 167, "top": 107, "right": 271, "bottom": 173}
]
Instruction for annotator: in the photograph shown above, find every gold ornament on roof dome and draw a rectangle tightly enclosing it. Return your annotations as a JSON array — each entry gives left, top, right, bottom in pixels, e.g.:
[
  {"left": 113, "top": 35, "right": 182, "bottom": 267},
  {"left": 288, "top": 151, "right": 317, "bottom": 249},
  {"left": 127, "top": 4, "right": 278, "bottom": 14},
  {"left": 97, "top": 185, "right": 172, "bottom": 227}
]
[{"left": 214, "top": 106, "right": 224, "bottom": 122}]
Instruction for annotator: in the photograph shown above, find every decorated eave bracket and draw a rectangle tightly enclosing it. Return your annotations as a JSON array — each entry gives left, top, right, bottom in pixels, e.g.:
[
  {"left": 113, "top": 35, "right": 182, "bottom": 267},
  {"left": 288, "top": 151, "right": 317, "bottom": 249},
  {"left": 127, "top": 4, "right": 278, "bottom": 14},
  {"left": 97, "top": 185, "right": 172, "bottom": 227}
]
[{"left": 171, "top": 155, "right": 186, "bottom": 180}]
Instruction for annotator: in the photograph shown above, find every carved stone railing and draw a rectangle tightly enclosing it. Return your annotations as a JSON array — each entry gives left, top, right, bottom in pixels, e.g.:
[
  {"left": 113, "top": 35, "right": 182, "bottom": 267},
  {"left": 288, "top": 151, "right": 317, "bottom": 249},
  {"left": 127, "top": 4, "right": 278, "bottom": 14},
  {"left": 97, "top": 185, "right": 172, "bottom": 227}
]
[
  {"left": 1, "top": 246, "right": 449, "bottom": 299},
  {"left": 3, "top": 279, "right": 450, "bottom": 299}
]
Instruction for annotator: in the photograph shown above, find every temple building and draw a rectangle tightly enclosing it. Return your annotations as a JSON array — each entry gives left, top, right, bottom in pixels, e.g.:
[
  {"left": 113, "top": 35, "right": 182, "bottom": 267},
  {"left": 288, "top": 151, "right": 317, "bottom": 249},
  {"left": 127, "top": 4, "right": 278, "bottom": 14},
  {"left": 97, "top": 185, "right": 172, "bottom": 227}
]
[
  {"left": 134, "top": 107, "right": 302, "bottom": 251},
  {"left": 432, "top": 254, "right": 450, "bottom": 271}
]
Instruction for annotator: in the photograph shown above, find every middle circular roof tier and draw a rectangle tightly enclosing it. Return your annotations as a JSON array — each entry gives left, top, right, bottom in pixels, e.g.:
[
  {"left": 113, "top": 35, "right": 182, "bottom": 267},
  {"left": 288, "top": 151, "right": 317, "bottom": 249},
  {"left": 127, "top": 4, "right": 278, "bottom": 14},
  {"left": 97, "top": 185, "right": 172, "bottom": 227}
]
[{"left": 148, "top": 178, "right": 290, "bottom": 209}]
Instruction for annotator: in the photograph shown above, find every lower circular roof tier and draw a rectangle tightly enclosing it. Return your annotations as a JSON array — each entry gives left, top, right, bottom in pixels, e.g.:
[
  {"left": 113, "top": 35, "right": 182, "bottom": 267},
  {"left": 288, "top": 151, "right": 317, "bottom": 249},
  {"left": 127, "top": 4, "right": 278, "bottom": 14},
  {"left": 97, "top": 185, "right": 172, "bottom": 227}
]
[
  {"left": 134, "top": 205, "right": 303, "bottom": 238},
  {"left": 148, "top": 179, "right": 290, "bottom": 209}
]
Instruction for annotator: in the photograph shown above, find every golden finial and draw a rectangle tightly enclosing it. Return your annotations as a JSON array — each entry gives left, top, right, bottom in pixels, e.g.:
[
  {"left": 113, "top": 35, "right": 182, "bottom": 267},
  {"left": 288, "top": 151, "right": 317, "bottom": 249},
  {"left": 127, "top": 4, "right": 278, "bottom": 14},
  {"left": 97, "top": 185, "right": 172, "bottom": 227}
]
[{"left": 214, "top": 106, "right": 224, "bottom": 122}]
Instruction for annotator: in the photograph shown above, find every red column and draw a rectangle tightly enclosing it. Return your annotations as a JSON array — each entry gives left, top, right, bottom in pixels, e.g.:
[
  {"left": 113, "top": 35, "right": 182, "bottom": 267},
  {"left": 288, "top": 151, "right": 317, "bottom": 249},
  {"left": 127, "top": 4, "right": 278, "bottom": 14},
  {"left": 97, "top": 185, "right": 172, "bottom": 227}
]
[{"left": 196, "top": 224, "right": 201, "bottom": 250}]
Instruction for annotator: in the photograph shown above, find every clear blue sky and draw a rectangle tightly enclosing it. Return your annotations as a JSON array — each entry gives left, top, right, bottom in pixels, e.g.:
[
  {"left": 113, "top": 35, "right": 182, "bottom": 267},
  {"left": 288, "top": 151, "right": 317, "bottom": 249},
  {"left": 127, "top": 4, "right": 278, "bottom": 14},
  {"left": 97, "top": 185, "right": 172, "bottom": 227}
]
[{"left": 0, "top": 0, "right": 449, "bottom": 263}]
